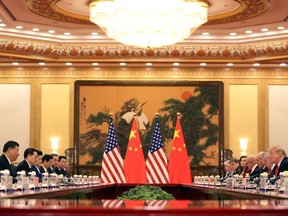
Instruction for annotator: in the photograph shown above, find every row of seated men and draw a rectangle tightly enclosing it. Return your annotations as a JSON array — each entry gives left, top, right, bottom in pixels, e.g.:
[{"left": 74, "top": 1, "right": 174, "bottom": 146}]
[
  {"left": 222, "top": 145, "right": 288, "bottom": 184},
  {"left": 0, "top": 140, "right": 69, "bottom": 183}
]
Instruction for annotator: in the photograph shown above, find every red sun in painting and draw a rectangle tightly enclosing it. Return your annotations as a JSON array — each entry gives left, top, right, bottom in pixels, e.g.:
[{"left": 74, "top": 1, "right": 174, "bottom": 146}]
[{"left": 182, "top": 91, "right": 192, "bottom": 101}]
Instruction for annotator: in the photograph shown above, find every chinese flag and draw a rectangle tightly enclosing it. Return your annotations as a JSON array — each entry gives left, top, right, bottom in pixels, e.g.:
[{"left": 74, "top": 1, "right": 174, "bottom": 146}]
[
  {"left": 168, "top": 117, "right": 192, "bottom": 184},
  {"left": 124, "top": 117, "right": 147, "bottom": 183}
]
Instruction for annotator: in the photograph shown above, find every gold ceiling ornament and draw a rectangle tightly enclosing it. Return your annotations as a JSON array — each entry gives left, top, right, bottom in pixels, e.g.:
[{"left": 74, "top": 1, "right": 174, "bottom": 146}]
[{"left": 89, "top": 0, "right": 208, "bottom": 47}]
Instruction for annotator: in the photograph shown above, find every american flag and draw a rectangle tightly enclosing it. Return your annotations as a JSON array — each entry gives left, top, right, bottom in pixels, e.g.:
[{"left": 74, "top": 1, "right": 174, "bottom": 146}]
[
  {"left": 146, "top": 116, "right": 169, "bottom": 183},
  {"left": 101, "top": 119, "right": 126, "bottom": 183}
]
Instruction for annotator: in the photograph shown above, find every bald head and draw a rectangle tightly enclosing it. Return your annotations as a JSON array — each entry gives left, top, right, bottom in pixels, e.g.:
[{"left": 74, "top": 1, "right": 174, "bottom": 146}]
[{"left": 246, "top": 155, "right": 257, "bottom": 170}]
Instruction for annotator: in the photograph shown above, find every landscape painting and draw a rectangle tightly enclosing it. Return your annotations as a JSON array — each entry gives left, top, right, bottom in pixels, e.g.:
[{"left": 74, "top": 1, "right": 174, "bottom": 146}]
[{"left": 74, "top": 81, "right": 224, "bottom": 176}]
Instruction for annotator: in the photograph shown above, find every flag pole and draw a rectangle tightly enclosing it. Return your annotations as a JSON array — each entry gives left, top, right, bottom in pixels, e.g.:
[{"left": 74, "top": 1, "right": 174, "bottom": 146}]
[
  {"left": 176, "top": 112, "right": 182, "bottom": 120},
  {"left": 109, "top": 112, "right": 114, "bottom": 119}
]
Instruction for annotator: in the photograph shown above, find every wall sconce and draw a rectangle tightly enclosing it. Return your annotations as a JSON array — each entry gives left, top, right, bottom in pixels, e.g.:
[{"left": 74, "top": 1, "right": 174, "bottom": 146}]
[
  {"left": 50, "top": 137, "right": 60, "bottom": 154},
  {"left": 239, "top": 138, "right": 248, "bottom": 156}
]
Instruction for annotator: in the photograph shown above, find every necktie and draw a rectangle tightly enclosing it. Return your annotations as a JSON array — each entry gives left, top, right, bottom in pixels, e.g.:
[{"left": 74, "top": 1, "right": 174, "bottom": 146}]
[
  {"left": 268, "top": 168, "right": 271, "bottom": 175},
  {"left": 10, "top": 164, "right": 15, "bottom": 177},
  {"left": 274, "top": 164, "right": 279, "bottom": 176}
]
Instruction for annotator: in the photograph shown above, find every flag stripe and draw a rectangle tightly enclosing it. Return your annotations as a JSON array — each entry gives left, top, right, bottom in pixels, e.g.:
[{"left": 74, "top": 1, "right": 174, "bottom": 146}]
[
  {"left": 146, "top": 117, "right": 169, "bottom": 184},
  {"left": 101, "top": 119, "right": 126, "bottom": 183},
  {"left": 147, "top": 153, "right": 163, "bottom": 183},
  {"left": 153, "top": 150, "right": 169, "bottom": 182}
]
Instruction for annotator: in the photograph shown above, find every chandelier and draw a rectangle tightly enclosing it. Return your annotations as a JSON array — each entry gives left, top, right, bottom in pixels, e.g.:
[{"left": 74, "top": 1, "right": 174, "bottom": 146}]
[{"left": 89, "top": 0, "right": 208, "bottom": 47}]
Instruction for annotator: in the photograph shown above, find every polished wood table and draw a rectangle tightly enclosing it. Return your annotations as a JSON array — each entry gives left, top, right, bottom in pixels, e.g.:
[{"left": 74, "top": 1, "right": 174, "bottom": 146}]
[{"left": 0, "top": 184, "right": 287, "bottom": 216}]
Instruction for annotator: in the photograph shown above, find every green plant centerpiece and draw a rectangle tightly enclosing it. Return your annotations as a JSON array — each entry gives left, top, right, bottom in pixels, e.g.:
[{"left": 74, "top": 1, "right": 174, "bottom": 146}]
[{"left": 117, "top": 185, "right": 175, "bottom": 200}]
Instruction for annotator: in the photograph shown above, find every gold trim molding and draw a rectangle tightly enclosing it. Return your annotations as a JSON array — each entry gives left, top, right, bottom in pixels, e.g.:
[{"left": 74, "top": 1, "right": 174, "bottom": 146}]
[
  {"left": 0, "top": 37, "right": 287, "bottom": 62},
  {"left": 1, "top": 67, "right": 288, "bottom": 79}
]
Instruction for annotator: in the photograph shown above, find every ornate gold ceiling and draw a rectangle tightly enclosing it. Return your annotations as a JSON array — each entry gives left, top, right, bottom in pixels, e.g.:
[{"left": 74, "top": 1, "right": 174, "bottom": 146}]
[
  {"left": 26, "top": 0, "right": 271, "bottom": 25},
  {"left": 0, "top": 0, "right": 287, "bottom": 66}
]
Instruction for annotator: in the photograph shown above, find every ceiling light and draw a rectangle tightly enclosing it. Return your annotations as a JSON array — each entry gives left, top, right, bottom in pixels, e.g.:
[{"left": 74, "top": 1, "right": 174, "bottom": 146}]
[
  {"left": 245, "top": 30, "right": 253, "bottom": 34},
  {"left": 253, "top": 63, "right": 260, "bottom": 67},
  {"left": 12, "top": 62, "right": 19, "bottom": 66},
  {"left": 277, "top": 26, "right": 285, "bottom": 30},
  {"left": 89, "top": 0, "right": 208, "bottom": 47},
  {"left": 146, "top": 63, "right": 153, "bottom": 66},
  {"left": 92, "top": 62, "right": 99, "bottom": 66},
  {"left": 202, "top": 32, "right": 210, "bottom": 36},
  {"left": 280, "top": 63, "right": 287, "bottom": 67},
  {"left": 119, "top": 62, "right": 126, "bottom": 66},
  {"left": 230, "top": 32, "right": 237, "bottom": 36},
  {"left": 173, "top": 62, "right": 180, "bottom": 66},
  {"left": 32, "top": 28, "right": 40, "bottom": 31},
  {"left": 0, "top": 23, "right": 6, "bottom": 27},
  {"left": 16, "top": 26, "right": 23, "bottom": 29},
  {"left": 48, "top": 30, "right": 55, "bottom": 33},
  {"left": 91, "top": 32, "right": 99, "bottom": 35},
  {"left": 200, "top": 63, "right": 207, "bottom": 66},
  {"left": 261, "top": 28, "right": 269, "bottom": 32},
  {"left": 227, "top": 63, "right": 234, "bottom": 66},
  {"left": 38, "top": 62, "right": 46, "bottom": 66},
  {"left": 65, "top": 62, "right": 72, "bottom": 66},
  {"left": 64, "top": 32, "right": 71, "bottom": 35}
]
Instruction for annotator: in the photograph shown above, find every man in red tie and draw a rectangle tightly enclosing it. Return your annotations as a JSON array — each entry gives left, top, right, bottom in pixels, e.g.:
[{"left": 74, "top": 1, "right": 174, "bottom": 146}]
[
  {"left": 269, "top": 146, "right": 288, "bottom": 177},
  {"left": 262, "top": 152, "right": 275, "bottom": 176}
]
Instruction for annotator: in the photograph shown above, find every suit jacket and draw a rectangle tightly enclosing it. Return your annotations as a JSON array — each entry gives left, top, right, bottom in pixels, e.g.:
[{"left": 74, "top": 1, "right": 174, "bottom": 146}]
[
  {"left": 249, "top": 165, "right": 263, "bottom": 181},
  {"left": 53, "top": 166, "right": 67, "bottom": 177},
  {"left": 16, "top": 160, "right": 32, "bottom": 176},
  {"left": 0, "top": 154, "right": 17, "bottom": 179},
  {"left": 39, "top": 165, "right": 53, "bottom": 175},
  {"left": 262, "top": 166, "right": 268, "bottom": 173},
  {"left": 47, "top": 167, "right": 53, "bottom": 174},
  {"left": 31, "top": 165, "right": 42, "bottom": 181},
  {"left": 270, "top": 157, "right": 288, "bottom": 177}
]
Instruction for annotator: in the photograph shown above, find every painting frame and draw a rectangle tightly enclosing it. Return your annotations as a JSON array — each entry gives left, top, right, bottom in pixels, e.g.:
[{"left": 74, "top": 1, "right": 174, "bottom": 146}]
[{"left": 74, "top": 80, "right": 224, "bottom": 177}]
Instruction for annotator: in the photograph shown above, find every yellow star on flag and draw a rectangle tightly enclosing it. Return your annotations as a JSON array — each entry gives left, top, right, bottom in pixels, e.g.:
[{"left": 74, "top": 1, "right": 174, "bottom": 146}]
[
  {"left": 129, "top": 130, "right": 136, "bottom": 140},
  {"left": 173, "top": 129, "right": 180, "bottom": 139}
]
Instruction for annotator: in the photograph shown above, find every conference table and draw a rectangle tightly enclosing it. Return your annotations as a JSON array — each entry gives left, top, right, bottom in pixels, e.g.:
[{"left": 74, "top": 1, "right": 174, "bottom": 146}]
[{"left": 0, "top": 183, "right": 288, "bottom": 216}]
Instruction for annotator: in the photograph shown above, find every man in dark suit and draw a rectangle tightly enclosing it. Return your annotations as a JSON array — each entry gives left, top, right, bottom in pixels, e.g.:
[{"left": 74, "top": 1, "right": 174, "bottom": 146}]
[
  {"left": 269, "top": 146, "right": 288, "bottom": 178},
  {"left": 40, "top": 154, "right": 53, "bottom": 174},
  {"left": 0, "top": 140, "right": 20, "bottom": 181},
  {"left": 31, "top": 150, "right": 43, "bottom": 181},
  {"left": 53, "top": 156, "right": 67, "bottom": 176},
  {"left": 16, "top": 148, "right": 38, "bottom": 176},
  {"left": 245, "top": 155, "right": 262, "bottom": 181}
]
